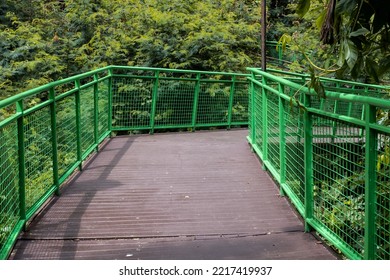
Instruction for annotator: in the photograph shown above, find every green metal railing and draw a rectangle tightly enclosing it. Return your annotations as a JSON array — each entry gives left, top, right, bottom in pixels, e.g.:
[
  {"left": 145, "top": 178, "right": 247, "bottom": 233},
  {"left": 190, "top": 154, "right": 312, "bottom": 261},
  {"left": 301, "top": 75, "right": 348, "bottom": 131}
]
[
  {"left": 247, "top": 67, "right": 390, "bottom": 260},
  {"left": 0, "top": 66, "right": 248, "bottom": 259},
  {"left": 2, "top": 63, "right": 390, "bottom": 260}
]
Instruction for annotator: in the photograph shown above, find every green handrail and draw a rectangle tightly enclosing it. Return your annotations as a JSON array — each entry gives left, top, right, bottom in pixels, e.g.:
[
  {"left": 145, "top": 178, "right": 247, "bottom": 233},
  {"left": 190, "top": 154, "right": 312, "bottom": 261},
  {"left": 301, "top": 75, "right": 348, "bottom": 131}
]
[
  {"left": 247, "top": 67, "right": 390, "bottom": 260},
  {"left": 2, "top": 64, "right": 390, "bottom": 260},
  {"left": 0, "top": 66, "right": 248, "bottom": 259}
]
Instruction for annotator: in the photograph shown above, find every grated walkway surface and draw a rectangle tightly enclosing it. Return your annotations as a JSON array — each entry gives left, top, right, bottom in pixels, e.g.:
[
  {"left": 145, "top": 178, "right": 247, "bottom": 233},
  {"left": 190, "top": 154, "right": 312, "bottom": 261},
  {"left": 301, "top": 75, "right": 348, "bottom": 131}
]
[{"left": 10, "top": 129, "right": 337, "bottom": 260}]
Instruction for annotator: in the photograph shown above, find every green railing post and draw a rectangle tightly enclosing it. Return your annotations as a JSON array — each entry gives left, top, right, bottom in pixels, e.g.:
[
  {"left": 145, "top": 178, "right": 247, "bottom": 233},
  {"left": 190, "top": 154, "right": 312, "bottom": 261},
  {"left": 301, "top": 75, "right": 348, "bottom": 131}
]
[
  {"left": 149, "top": 70, "right": 159, "bottom": 134},
  {"left": 93, "top": 74, "right": 99, "bottom": 151},
  {"left": 108, "top": 68, "right": 114, "bottom": 134},
  {"left": 303, "top": 92, "right": 314, "bottom": 232},
  {"left": 49, "top": 88, "right": 60, "bottom": 196},
  {"left": 75, "top": 79, "right": 82, "bottom": 170},
  {"left": 249, "top": 73, "right": 256, "bottom": 145},
  {"left": 16, "top": 101, "right": 26, "bottom": 229},
  {"left": 331, "top": 100, "right": 339, "bottom": 143},
  {"left": 262, "top": 75, "right": 268, "bottom": 170},
  {"left": 278, "top": 84, "right": 286, "bottom": 196},
  {"left": 227, "top": 75, "right": 236, "bottom": 130},
  {"left": 191, "top": 73, "right": 201, "bottom": 131},
  {"left": 278, "top": 44, "right": 283, "bottom": 66},
  {"left": 364, "top": 104, "right": 377, "bottom": 260}
]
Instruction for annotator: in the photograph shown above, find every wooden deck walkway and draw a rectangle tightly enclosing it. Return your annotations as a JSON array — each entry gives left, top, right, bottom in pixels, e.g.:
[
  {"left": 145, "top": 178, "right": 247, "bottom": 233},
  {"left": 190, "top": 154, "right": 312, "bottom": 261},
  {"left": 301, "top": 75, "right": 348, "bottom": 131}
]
[{"left": 9, "top": 129, "right": 337, "bottom": 260}]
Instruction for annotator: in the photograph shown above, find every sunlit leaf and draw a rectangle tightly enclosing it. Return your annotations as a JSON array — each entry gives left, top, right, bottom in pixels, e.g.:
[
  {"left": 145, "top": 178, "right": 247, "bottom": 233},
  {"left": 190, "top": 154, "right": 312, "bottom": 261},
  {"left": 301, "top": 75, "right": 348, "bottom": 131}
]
[{"left": 296, "top": 0, "right": 311, "bottom": 17}]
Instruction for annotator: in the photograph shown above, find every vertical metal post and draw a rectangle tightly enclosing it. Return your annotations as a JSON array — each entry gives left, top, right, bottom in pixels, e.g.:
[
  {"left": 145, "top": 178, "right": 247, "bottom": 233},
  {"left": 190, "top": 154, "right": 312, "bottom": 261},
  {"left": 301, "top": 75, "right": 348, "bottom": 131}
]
[
  {"left": 364, "top": 104, "right": 377, "bottom": 260},
  {"left": 262, "top": 75, "right": 268, "bottom": 170},
  {"left": 297, "top": 77, "right": 306, "bottom": 143},
  {"left": 227, "top": 75, "right": 236, "bottom": 130},
  {"left": 303, "top": 92, "right": 314, "bottom": 232},
  {"left": 331, "top": 100, "right": 339, "bottom": 143},
  {"left": 330, "top": 82, "right": 341, "bottom": 143},
  {"left": 347, "top": 84, "right": 354, "bottom": 117},
  {"left": 108, "top": 68, "right": 114, "bottom": 134},
  {"left": 279, "top": 84, "right": 286, "bottom": 196},
  {"left": 250, "top": 72, "right": 256, "bottom": 145},
  {"left": 191, "top": 73, "right": 201, "bottom": 131},
  {"left": 278, "top": 43, "right": 283, "bottom": 66},
  {"left": 49, "top": 88, "right": 60, "bottom": 196},
  {"left": 261, "top": 0, "right": 267, "bottom": 71},
  {"left": 75, "top": 79, "right": 82, "bottom": 170},
  {"left": 150, "top": 70, "right": 159, "bottom": 134},
  {"left": 16, "top": 101, "right": 26, "bottom": 229},
  {"left": 93, "top": 74, "right": 99, "bottom": 151}
]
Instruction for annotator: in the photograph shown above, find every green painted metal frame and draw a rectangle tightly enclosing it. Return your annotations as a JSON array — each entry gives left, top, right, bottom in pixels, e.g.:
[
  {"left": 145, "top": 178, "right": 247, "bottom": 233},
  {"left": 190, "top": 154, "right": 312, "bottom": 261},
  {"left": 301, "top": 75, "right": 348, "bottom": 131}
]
[
  {"left": 247, "top": 67, "right": 390, "bottom": 260},
  {"left": 0, "top": 66, "right": 249, "bottom": 259},
  {"left": 2, "top": 63, "right": 389, "bottom": 260},
  {"left": 108, "top": 66, "right": 249, "bottom": 132}
]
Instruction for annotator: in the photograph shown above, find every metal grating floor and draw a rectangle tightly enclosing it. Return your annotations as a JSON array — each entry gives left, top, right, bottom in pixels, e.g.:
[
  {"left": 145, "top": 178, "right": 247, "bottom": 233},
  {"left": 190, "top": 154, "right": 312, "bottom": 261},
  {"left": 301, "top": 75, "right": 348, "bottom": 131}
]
[{"left": 10, "top": 129, "right": 337, "bottom": 260}]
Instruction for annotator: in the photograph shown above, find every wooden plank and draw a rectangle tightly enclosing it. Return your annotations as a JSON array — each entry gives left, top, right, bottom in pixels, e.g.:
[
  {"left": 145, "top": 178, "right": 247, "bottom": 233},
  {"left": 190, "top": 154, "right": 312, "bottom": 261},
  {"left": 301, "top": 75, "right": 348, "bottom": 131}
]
[{"left": 10, "top": 129, "right": 337, "bottom": 260}]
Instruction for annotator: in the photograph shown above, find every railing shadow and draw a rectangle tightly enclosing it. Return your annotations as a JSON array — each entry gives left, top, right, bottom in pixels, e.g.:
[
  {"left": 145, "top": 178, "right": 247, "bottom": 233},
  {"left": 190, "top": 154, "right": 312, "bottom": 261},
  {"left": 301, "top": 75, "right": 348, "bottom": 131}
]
[{"left": 14, "top": 136, "right": 137, "bottom": 259}]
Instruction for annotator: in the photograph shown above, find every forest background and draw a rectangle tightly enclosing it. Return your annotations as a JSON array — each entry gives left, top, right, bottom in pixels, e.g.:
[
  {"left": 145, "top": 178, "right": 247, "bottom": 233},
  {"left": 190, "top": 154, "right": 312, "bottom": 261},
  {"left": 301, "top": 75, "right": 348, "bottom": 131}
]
[{"left": 1, "top": 0, "right": 389, "bottom": 100}]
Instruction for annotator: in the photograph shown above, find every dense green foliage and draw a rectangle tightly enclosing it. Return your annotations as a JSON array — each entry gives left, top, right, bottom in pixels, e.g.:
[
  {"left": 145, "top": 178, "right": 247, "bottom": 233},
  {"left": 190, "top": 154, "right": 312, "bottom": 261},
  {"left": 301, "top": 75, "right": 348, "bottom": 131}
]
[
  {"left": 293, "top": 0, "right": 390, "bottom": 82},
  {"left": 0, "top": 0, "right": 261, "bottom": 99}
]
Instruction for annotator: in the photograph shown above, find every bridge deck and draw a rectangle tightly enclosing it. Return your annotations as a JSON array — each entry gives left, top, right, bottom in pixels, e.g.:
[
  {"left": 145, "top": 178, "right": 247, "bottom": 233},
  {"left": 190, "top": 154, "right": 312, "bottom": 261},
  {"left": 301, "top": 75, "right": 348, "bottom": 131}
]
[{"left": 10, "top": 129, "right": 337, "bottom": 260}]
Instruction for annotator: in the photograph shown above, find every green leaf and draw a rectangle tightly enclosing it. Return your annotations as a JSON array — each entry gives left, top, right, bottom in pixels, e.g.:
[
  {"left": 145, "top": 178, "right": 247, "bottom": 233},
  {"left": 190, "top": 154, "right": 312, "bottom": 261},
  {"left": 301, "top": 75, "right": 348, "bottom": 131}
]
[
  {"left": 335, "top": 0, "right": 359, "bottom": 15},
  {"left": 345, "top": 40, "right": 358, "bottom": 69},
  {"left": 296, "top": 0, "right": 311, "bottom": 17},
  {"left": 349, "top": 28, "right": 370, "bottom": 37},
  {"left": 365, "top": 57, "right": 379, "bottom": 83},
  {"left": 277, "top": 34, "right": 292, "bottom": 52},
  {"left": 315, "top": 10, "right": 327, "bottom": 29},
  {"left": 338, "top": 39, "right": 358, "bottom": 70}
]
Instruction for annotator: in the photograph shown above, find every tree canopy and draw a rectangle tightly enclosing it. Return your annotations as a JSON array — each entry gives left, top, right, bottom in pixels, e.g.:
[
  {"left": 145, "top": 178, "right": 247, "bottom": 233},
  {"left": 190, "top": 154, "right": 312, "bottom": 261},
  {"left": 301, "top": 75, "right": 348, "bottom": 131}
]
[
  {"left": 294, "top": 0, "right": 390, "bottom": 82},
  {"left": 1, "top": 0, "right": 389, "bottom": 100},
  {"left": 0, "top": 0, "right": 261, "bottom": 98}
]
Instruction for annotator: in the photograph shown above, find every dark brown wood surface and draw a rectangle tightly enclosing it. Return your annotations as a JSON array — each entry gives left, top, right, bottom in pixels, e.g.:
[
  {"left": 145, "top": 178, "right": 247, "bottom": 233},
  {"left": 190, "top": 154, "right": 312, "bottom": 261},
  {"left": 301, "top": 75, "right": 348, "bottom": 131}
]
[{"left": 10, "top": 129, "right": 337, "bottom": 260}]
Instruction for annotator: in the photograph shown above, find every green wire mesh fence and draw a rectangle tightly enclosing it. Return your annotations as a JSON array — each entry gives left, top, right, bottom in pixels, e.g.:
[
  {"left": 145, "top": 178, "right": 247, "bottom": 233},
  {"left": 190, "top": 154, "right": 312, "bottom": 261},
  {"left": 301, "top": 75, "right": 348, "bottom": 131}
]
[
  {"left": 110, "top": 67, "right": 248, "bottom": 132},
  {"left": 2, "top": 63, "right": 390, "bottom": 260},
  {"left": 247, "top": 68, "right": 390, "bottom": 260},
  {"left": 0, "top": 66, "right": 248, "bottom": 259},
  {"left": 0, "top": 68, "right": 112, "bottom": 259}
]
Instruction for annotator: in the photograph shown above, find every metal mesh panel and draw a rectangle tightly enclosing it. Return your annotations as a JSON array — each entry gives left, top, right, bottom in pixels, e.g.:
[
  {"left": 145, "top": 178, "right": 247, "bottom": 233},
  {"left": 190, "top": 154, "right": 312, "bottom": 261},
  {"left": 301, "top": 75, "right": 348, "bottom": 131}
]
[
  {"left": 247, "top": 68, "right": 390, "bottom": 259},
  {"left": 284, "top": 98, "right": 305, "bottom": 206},
  {"left": 312, "top": 115, "right": 365, "bottom": 257},
  {"left": 247, "top": 85, "right": 252, "bottom": 135},
  {"left": 24, "top": 107, "right": 53, "bottom": 210},
  {"left": 267, "top": 91, "right": 280, "bottom": 171},
  {"left": 111, "top": 77, "right": 153, "bottom": 129},
  {"left": 155, "top": 79, "right": 195, "bottom": 127},
  {"left": 0, "top": 122, "right": 19, "bottom": 251},
  {"left": 98, "top": 80, "right": 110, "bottom": 137},
  {"left": 311, "top": 98, "right": 364, "bottom": 122},
  {"left": 376, "top": 133, "right": 390, "bottom": 260},
  {"left": 23, "top": 91, "right": 49, "bottom": 111},
  {"left": 253, "top": 83, "right": 263, "bottom": 150},
  {"left": 0, "top": 105, "right": 16, "bottom": 121},
  {"left": 377, "top": 109, "right": 390, "bottom": 129},
  {"left": 80, "top": 88, "right": 95, "bottom": 154},
  {"left": 197, "top": 82, "right": 230, "bottom": 125},
  {"left": 56, "top": 96, "right": 77, "bottom": 178},
  {"left": 54, "top": 82, "right": 75, "bottom": 97},
  {"left": 231, "top": 82, "right": 249, "bottom": 124}
]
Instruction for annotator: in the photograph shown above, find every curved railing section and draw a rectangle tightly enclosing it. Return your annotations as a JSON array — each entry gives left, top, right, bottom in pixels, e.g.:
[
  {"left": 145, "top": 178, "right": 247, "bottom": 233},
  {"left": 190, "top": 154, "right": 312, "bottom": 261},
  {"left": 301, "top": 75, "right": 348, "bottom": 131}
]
[
  {"left": 0, "top": 66, "right": 248, "bottom": 259},
  {"left": 247, "top": 67, "right": 390, "bottom": 260},
  {"left": 2, "top": 64, "right": 390, "bottom": 260}
]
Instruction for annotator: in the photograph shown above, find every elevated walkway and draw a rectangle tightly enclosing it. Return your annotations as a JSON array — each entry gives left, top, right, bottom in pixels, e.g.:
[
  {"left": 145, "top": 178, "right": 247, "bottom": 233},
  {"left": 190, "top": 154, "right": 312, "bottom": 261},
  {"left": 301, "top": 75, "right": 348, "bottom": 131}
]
[
  {"left": 9, "top": 130, "right": 336, "bottom": 259},
  {"left": 2, "top": 66, "right": 388, "bottom": 260}
]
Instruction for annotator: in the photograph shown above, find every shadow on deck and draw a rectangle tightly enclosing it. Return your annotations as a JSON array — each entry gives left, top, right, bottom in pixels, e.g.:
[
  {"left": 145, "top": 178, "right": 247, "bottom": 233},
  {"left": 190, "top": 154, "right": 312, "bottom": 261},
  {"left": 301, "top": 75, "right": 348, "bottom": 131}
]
[{"left": 9, "top": 129, "right": 337, "bottom": 260}]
